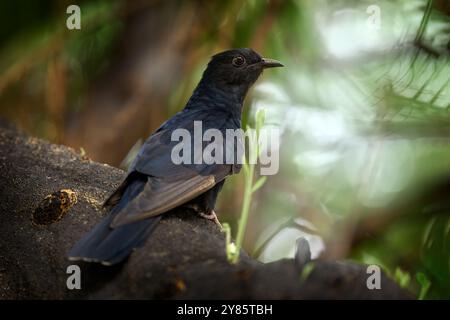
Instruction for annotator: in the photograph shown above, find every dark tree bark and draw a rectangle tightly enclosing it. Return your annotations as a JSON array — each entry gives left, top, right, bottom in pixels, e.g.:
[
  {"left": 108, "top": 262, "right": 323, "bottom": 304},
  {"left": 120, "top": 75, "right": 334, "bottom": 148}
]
[{"left": 0, "top": 123, "right": 411, "bottom": 299}]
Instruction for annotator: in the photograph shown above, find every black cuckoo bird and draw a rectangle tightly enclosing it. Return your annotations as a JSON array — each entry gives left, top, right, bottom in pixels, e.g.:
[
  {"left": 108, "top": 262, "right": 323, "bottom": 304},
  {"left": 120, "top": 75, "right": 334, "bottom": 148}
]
[{"left": 68, "top": 48, "right": 283, "bottom": 265}]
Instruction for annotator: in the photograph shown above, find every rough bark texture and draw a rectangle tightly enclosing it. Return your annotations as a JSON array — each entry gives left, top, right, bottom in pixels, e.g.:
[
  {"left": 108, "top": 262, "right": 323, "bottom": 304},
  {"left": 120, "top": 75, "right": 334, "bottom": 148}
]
[{"left": 0, "top": 123, "right": 411, "bottom": 299}]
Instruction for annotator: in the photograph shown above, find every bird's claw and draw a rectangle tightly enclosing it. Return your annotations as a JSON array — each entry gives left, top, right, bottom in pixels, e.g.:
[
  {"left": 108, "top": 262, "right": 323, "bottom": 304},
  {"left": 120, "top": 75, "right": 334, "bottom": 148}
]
[
  {"left": 185, "top": 204, "right": 223, "bottom": 230},
  {"left": 197, "top": 210, "right": 223, "bottom": 230}
]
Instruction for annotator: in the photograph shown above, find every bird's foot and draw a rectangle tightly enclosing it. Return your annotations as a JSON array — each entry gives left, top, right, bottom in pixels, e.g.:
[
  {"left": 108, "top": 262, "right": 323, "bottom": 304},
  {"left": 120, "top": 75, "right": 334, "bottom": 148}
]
[
  {"left": 197, "top": 210, "right": 222, "bottom": 230},
  {"left": 186, "top": 204, "right": 222, "bottom": 230}
]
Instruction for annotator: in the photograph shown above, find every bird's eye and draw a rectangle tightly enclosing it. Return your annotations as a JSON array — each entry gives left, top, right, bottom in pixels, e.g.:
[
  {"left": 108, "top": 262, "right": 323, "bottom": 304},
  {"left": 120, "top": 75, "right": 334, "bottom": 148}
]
[{"left": 232, "top": 56, "right": 245, "bottom": 67}]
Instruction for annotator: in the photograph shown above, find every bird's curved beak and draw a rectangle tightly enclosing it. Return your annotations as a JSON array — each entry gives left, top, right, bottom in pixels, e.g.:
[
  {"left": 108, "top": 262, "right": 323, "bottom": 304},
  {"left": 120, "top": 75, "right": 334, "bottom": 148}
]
[{"left": 261, "top": 58, "right": 284, "bottom": 68}]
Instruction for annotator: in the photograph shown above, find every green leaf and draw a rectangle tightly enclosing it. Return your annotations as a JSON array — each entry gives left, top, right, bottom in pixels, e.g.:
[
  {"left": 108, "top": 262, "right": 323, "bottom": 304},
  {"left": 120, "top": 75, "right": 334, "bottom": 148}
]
[
  {"left": 416, "top": 272, "right": 431, "bottom": 300},
  {"left": 243, "top": 162, "right": 250, "bottom": 177},
  {"left": 300, "top": 262, "right": 315, "bottom": 282},
  {"left": 252, "top": 176, "right": 267, "bottom": 193},
  {"left": 394, "top": 267, "right": 411, "bottom": 289},
  {"left": 222, "top": 223, "right": 238, "bottom": 263},
  {"left": 255, "top": 108, "right": 266, "bottom": 132}
]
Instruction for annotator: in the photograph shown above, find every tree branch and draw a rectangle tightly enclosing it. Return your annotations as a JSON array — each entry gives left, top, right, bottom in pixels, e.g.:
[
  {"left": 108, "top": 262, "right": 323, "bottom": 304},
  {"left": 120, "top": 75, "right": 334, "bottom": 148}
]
[{"left": 0, "top": 123, "right": 410, "bottom": 299}]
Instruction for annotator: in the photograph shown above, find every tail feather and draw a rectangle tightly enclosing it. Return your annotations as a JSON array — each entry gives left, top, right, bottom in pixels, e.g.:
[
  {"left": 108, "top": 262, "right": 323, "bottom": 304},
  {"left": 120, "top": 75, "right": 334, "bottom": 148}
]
[{"left": 68, "top": 175, "right": 160, "bottom": 265}]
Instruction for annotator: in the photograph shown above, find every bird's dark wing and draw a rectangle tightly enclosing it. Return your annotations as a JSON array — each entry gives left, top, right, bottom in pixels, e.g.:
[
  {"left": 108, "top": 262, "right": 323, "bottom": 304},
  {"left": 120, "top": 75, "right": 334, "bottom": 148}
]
[{"left": 109, "top": 109, "right": 237, "bottom": 227}]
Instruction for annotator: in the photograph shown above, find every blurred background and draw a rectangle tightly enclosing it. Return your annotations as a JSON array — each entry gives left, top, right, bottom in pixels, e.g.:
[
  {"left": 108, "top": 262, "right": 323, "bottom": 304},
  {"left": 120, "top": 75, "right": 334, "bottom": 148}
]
[{"left": 0, "top": 0, "right": 449, "bottom": 298}]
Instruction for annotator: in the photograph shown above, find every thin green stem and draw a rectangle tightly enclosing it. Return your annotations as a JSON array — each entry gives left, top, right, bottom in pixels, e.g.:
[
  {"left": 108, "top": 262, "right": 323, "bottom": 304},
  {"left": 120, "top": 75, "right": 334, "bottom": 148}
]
[
  {"left": 232, "top": 163, "right": 254, "bottom": 263},
  {"left": 226, "top": 108, "right": 267, "bottom": 264}
]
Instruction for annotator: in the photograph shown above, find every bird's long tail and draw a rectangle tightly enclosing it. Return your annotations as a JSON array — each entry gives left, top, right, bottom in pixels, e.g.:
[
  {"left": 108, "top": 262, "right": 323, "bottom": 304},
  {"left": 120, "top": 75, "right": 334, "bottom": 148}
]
[{"left": 68, "top": 177, "right": 160, "bottom": 266}]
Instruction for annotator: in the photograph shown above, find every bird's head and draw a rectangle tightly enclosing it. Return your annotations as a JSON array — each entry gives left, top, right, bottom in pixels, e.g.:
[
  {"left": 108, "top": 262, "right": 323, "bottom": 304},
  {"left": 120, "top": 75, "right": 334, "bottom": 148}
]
[{"left": 201, "top": 48, "right": 283, "bottom": 95}]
